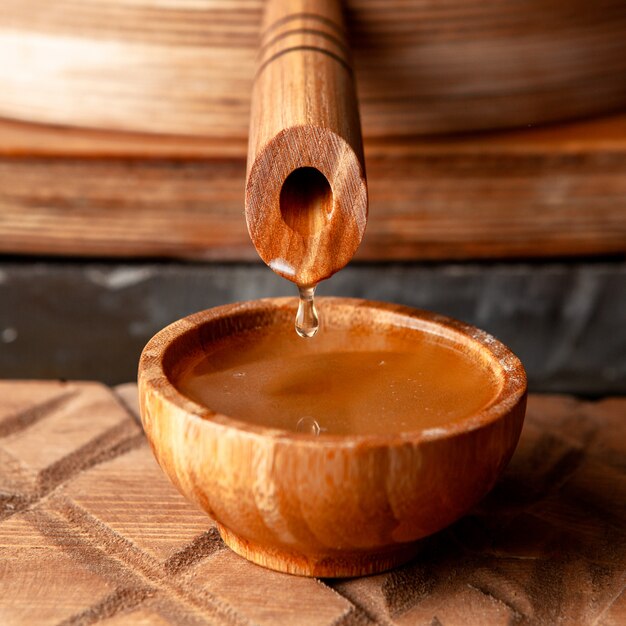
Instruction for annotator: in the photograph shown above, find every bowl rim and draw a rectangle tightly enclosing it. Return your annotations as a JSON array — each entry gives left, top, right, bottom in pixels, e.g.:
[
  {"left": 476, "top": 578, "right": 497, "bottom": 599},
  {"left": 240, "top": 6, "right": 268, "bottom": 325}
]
[{"left": 138, "top": 297, "right": 527, "bottom": 448}]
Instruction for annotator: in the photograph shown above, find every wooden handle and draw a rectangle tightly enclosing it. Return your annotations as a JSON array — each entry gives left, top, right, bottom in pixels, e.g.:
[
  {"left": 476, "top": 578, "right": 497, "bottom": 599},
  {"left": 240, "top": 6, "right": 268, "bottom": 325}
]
[{"left": 245, "top": 0, "right": 368, "bottom": 287}]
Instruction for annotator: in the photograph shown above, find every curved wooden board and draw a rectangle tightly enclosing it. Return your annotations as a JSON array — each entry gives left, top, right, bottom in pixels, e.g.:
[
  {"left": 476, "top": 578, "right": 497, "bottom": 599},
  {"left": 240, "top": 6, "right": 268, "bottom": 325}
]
[{"left": 1, "top": 0, "right": 626, "bottom": 137}]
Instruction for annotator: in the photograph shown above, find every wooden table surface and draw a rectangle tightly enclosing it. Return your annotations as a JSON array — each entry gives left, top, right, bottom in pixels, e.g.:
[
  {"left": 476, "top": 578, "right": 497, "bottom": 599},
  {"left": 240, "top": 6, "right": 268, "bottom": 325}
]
[{"left": 0, "top": 381, "right": 624, "bottom": 625}]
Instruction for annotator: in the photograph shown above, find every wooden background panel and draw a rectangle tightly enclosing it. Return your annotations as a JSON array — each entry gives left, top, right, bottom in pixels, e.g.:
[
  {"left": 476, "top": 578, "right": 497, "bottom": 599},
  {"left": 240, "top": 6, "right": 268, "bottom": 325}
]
[
  {"left": 0, "top": 383, "right": 624, "bottom": 624},
  {"left": 0, "top": 115, "right": 625, "bottom": 262},
  {"left": 2, "top": 0, "right": 626, "bottom": 137}
]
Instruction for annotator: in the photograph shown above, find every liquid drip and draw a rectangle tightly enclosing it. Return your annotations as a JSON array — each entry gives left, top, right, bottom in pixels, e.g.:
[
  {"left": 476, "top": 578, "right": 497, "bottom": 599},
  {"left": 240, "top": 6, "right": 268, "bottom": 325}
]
[{"left": 295, "top": 285, "right": 319, "bottom": 338}]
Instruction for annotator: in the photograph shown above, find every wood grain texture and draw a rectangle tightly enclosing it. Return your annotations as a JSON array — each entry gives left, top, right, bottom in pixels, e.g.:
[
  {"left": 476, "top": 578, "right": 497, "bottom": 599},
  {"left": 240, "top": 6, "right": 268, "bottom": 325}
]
[
  {"left": 245, "top": 0, "right": 367, "bottom": 285},
  {"left": 0, "top": 382, "right": 623, "bottom": 624},
  {"left": 1, "top": 115, "right": 625, "bottom": 261},
  {"left": 138, "top": 298, "right": 527, "bottom": 577},
  {"left": 2, "top": 0, "right": 626, "bottom": 138}
]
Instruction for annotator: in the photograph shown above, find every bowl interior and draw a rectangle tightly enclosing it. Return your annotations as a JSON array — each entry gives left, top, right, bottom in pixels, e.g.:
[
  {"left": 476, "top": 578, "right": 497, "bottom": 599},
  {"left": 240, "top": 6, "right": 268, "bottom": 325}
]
[{"left": 152, "top": 298, "right": 525, "bottom": 441}]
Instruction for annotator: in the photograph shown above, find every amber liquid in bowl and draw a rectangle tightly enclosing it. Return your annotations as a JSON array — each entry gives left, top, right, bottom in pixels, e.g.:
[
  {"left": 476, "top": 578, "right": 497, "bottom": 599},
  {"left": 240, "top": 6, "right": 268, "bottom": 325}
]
[{"left": 176, "top": 324, "right": 501, "bottom": 436}]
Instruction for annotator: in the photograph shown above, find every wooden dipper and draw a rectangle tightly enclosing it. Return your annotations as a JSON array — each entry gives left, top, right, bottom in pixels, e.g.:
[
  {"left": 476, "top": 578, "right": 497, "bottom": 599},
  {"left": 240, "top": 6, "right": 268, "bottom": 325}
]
[{"left": 245, "top": 0, "right": 368, "bottom": 287}]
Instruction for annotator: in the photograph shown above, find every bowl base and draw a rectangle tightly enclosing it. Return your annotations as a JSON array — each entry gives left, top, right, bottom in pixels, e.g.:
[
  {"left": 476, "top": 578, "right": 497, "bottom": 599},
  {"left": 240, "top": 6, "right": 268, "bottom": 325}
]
[{"left": 217, "top": 524, "right": 422, "bottom": 578}]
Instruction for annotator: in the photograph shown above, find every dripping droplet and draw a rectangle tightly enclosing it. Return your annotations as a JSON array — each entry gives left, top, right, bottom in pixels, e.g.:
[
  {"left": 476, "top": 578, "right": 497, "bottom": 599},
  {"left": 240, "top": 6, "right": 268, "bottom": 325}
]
[
  {"left": 295, "top": 284, "right": 319, "bottom": 338},
  {"left": 296, "top": 416, "right": 321, "bottom": 435}
]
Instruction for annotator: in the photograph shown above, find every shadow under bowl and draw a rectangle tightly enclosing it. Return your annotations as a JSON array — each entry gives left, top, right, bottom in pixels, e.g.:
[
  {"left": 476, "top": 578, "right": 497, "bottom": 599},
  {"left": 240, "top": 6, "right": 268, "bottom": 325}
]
[{"left": 138, "top": 298, "right": 527, "bottom": 577}]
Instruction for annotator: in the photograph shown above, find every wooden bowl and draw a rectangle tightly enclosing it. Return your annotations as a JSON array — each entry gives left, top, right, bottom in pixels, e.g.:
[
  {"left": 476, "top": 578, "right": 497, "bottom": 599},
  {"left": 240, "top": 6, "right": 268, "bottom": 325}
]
[{"left": 138, "top": 298, "right": 527, "bottom": 577}]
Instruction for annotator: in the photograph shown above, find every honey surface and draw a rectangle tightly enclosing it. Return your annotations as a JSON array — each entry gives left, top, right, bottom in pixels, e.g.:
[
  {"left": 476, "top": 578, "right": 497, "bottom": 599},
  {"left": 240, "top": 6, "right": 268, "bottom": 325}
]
[{"left": 176, "top": 326, "right": 500, "bottom": 436}]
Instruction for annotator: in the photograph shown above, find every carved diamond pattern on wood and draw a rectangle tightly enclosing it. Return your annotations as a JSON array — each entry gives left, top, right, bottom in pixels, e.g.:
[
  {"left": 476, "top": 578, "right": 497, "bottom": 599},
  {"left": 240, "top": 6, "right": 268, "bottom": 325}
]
[{"left": 0, "top": 383, "right": 624, "bottom": 625}]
